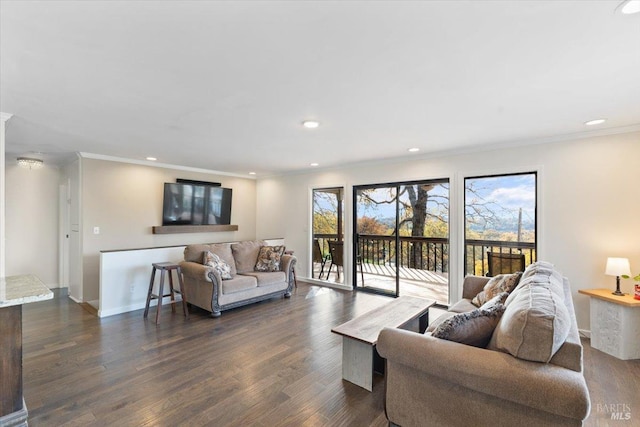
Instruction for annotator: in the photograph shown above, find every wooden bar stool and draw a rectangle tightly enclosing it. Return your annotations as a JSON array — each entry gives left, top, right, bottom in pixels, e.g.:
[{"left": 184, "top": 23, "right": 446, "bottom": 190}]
[{"left": 144, "top": 262, "right": 189, "bottom": 324}]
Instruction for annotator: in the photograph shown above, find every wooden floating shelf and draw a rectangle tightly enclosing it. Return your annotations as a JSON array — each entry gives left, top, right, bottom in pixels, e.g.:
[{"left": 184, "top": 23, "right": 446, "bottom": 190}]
[{"left": 152, "top": 224, "right": 239, "bottom": 234}]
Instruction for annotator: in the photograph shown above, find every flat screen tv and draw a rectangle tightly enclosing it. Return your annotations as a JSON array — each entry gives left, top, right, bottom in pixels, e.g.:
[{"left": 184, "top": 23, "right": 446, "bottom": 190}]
[{"left": 162, "top": 182, "right": 232, "bottom": 225}]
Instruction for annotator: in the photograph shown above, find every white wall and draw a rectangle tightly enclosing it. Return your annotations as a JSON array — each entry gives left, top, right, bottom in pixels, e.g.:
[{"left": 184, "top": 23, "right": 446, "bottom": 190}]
[
  {"left": 98, "top": 238, "right": 283, "bottom": 318},
  {"left": 4, "top": 162, "right": 61, "bottom": 286},
  {"left": 255, "top": 131, "right": 640, "bottom": 331},
  {"left": 0, "top": 113, "right": 12, "bottom": 277},
  {"left": 80, "top": 158, "right": 257, "bottom": 302}
]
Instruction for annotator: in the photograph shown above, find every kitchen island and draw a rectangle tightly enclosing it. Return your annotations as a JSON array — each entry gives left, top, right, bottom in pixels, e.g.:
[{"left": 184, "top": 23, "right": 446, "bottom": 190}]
[{"left": 0, "top": 275, "right": 53, "bottom": 427}]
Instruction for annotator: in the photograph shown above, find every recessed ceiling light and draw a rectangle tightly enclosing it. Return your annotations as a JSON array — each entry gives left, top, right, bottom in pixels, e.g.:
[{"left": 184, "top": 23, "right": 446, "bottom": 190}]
[
  {"left": 146, "top": 157, "right": 157, "bottom": 161},
  {"left": 302, "top": 120, "right": 320, "bottom": 129},
  {"left": 618, "top": 0, "right": 640, "bottom": 14},
  {"left": 249, "top": 172, "right": 256, "bottom": 175},
  {"left": 310, "top": 163, "right": 319, "bottom": 167},
  {"left": 584, "top": 119, "right": 606, "bottom": 126},
  {"left": 408, "top": 148, "right": 420, "bottom": 153}
]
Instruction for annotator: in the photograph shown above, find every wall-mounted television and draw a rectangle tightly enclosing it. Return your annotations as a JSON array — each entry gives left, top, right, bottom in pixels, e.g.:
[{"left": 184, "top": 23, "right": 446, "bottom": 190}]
[{"left": 162, "top": 182, "right": 232, "bottom": 225}]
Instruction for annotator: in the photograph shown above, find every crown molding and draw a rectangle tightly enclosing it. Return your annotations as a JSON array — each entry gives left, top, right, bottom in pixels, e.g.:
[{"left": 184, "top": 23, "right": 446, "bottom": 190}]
[
  {"left": 261, "top": 124, "right": 640, "bottom": 179},
  {"left": 78, "top": 152, "right": 255, "bottom": 180}
]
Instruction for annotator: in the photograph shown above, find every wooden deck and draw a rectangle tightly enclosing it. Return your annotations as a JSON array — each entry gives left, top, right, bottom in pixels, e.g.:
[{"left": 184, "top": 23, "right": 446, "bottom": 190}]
[{"left": 314, "top": 262, "right": 449, "bottom": 304}]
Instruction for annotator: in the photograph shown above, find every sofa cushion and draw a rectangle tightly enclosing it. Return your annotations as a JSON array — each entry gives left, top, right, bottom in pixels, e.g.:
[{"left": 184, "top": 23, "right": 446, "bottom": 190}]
[
  {"left": 447, "top": 299, "right": 477, "bottom": 314},
  {"left": 184, "top": 243, "right": 237, "bottom": 276},
  {"left": 521, "top": 260, "right": 557, "bottom": 280},
  {"left": 203, "top": 251, "right": 232, "bottom": 280},
  {"left": 254, "top": 245, "right": 285, "bottom": 272},
  {"left": 231, "top": 240, "right": 265, "bottom": 273},
  {"left": 241, "top": 271, "right": 287, "bottom": 287},
  {"left": 488, "top": 280, "right": 571, "bottom": 363},
  {"left": 471, "top": 272, "right": 522, "bottom": 307},
  {"left": 221, "top": 275, "right": 258, "bottom": 294},
  {"left": 513, "top": 261, "right": 564, "bottom": 300},
  {"left": 209, "top": 243, "right": 237, "bottom": 277},
  {"left": 426, "top": 311, "right": 457, "bottom": 333},
  {"left": 432, "top": 293, "right": 508, "bottom": 348},
  {"left": 184, "top": 244, "right": 213, "bottom": 263}
]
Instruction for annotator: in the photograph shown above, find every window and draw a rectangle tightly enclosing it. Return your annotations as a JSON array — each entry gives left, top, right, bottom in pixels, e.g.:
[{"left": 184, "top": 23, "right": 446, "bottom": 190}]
[
  {"left": 464, "top": 173, "right": 537, "bottom": 276},
  {"left": 312, "top": 187, "right": 344, "bottom": 283}
]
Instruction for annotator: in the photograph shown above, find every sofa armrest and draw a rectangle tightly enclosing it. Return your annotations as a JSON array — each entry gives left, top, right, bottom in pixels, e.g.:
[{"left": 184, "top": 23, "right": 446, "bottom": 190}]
[
  {"left": 461, "top": 275, "right": 490, "bottom": 299},
  {"left": 377, "top": 328, "right": 590, "bottom": 420},
  {"left": 280, "top": 254, "right": 296, "bottom": 277},
  {"left": 179, "top": 261, "right": 218, "bottom": 283}
]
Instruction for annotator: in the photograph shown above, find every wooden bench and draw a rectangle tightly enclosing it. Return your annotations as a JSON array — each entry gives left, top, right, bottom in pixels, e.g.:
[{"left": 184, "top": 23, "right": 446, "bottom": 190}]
[{"left": 331, "top": 295, "right": 435, "bottom": 391}]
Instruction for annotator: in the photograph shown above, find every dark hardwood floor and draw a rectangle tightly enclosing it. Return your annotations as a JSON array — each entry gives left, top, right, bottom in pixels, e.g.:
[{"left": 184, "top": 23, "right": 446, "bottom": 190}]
[{"left": 20, "top": 283, "right": 640, "bottom": 426}]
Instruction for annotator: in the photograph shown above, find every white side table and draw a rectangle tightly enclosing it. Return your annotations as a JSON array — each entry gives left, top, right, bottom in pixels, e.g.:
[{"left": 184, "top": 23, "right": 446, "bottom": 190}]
[{"left": 579, "top": 289, "right": 640, "bottom": 360}]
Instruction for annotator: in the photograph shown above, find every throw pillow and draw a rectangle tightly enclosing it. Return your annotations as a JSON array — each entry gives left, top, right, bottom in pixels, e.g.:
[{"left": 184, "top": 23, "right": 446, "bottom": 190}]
[
  {"left": 426, "top": 292, "right": 507, "bottom": 334},
  {"left": 471, "top": 272, "right": 522, "bottom": 307},
  {"left": 432, "top": 301, "right": 507, "bottom": 348},
  {"left": 480, "top": 291, "right": 509, "bottom": 309},
  {"left": 425, "top": 311, "right": 456, "bottom": 333},
  {"left": 203, "top": 250, "right": 232, "bottom": 280},
  {"left": 254, "top": 245, "right": 286, "bottom": 272}
]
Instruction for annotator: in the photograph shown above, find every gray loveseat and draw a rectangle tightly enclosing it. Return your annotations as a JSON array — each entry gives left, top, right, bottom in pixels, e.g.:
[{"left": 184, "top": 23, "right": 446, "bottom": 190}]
[
  {"left": 377, "top": 261, "right": 590, "bottom": 427},
  {"left": 179, "top": 240, "right": 296, "bottom": 317}
]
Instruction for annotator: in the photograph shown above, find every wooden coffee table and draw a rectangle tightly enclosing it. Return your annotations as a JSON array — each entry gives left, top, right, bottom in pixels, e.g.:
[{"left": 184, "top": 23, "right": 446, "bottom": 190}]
[{"left": 331, "top": 295, "right": 435, "bottom": 391}]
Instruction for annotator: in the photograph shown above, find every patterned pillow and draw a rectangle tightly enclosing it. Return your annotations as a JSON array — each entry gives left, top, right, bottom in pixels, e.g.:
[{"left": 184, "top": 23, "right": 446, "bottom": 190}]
[
  {"left": 432, "top": 300, "right": 507, "bottom": 348},
  {"left": 254, "top": 245, "right": 285, "bottom": 272},
  {"left": 480, "top": 291, "right": 509, "bottom": 309},
  {"left": 203, "top": 251, "right": 232, "bottom": 280},
  {"left": 472, "top": 272, "right": 522, "bottom": 307}
]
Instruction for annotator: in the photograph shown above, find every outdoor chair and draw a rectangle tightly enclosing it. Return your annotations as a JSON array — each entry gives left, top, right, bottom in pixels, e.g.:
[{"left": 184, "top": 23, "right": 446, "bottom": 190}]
[
  {"left": 327, "top": 240, "right": 365, "bottom": 284},
  {"left": 313, "top": 239, "right": 329, "bottom": 280},
  {"left": 487, "top": 252, "right": 526, "bottom": 277},
  {"left": 328, "top": 240, "right": 343, "bottom": 280}
]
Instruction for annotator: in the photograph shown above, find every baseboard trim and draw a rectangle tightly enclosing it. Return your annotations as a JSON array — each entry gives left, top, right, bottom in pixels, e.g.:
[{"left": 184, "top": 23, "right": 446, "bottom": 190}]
[
  {"left": 579, "top": 329, "right": 591, "bottom": 339},
  {"left": 97, "top": 295, "right": 182, "bottom": 318},
  {"left": 299, "top": 278, "right": 352, "bottom": 292},
  {"left": 0, "top": 398, "right": 27, "bottom": 427},
  {"left": 79, "top": 302, "right": 98, "bottom": 317}
]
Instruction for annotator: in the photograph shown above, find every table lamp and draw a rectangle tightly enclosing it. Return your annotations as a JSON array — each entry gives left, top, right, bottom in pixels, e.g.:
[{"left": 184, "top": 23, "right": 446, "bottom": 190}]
[{"left": 605, "top": 257, "right": 631, "bottom": 296}]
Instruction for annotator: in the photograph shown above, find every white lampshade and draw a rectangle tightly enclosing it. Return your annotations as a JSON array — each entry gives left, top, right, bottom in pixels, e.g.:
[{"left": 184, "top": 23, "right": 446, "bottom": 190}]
[{"left": 605, "top": 257, "right": 631, "bottom": 277}]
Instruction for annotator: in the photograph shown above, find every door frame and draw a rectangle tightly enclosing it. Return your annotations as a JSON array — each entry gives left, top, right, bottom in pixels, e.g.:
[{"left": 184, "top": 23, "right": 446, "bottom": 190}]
[
  {"left": 353, "top": 178, "right": 450, "bottom": 298},
  {"left": 58, "top": 183, "right": 70, "bottom": 288}
]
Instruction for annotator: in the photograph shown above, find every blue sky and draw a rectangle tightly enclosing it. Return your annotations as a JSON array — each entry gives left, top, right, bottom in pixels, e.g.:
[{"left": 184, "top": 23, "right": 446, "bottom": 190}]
[
  {"left": 317, "top": 174, "right": 535, "bottom": 230},
  {"left": 465, "top": 174, "right": 536, "bottom": 226}
]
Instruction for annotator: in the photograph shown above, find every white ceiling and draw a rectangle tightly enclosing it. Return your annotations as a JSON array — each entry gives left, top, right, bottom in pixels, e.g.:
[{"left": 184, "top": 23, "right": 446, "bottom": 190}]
[{"left": 1, "top": 1, "right": 639, "bottom": 176}]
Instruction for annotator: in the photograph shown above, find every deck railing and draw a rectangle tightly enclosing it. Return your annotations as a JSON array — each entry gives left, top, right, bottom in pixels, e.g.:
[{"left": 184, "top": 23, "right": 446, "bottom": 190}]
[
  {"left": 357, "top": 234, "right": 449, "bottom": 273},
  {"left": 465, "top": 239, "right": 536, "bottom": 276},
  {"left": 313, "top": 233, "right": 536, "bottom": 277}
]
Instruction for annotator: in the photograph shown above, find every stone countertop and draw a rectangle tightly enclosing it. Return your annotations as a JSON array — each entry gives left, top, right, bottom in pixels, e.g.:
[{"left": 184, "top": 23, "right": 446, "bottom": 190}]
[{"left": 0, "top": 274, "right": 54, "bottom": 308}]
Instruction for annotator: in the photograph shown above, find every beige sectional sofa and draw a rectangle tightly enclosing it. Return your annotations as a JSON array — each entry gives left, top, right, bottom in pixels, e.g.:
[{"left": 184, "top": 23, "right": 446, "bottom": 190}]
[
  {"left": 179, "top": 240, "right": 296, "bottom": 317},
  {"left": 377, "top": 261, "right": 590, "bottom": 427}
]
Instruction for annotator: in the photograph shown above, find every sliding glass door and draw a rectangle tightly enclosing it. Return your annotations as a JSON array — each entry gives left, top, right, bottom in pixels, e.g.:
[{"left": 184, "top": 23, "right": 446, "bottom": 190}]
[{"left": 354, "top": 179, "right": 449, "bottom": 304}]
